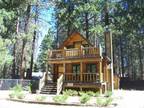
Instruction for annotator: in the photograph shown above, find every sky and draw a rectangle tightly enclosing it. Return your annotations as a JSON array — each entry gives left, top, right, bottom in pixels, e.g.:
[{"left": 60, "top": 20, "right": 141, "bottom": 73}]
[{"left": 35, "top": 7, "right": 54, "bottom": 59}]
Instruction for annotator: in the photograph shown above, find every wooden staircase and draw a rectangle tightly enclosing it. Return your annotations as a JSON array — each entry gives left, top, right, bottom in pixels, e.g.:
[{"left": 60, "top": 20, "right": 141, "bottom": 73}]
[
  {"left": 39, "top": 72, "right": 64, "bottom": 95},
  {"left": 40, "top": 83, "right": 57, "bottom": 94}
]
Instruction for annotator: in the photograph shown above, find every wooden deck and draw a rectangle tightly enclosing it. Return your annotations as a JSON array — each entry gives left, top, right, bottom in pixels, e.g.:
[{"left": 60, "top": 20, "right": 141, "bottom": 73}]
[{"left": 48, "top": 47, "right": 101, "bottom": 60}]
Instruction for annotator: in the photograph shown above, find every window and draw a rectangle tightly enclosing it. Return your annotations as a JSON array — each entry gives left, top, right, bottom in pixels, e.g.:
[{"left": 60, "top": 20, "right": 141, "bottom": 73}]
[
  {"left": 72, "top": 64, "right": 80, "bottom": 74},
  {"left": 86, "top": 64, "right": 96, "bottom": 73},
  {"left": 83, "top": 44, "right": 89, "bottom": 47},
  {"left": 67, "top": 45, "right": 74, "bottom": 49}
]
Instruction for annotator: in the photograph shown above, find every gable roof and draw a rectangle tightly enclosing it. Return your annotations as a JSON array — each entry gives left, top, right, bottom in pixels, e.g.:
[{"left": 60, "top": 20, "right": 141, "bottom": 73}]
[{"left": 59, "top": 32, "right": 93, "bottom": 49}]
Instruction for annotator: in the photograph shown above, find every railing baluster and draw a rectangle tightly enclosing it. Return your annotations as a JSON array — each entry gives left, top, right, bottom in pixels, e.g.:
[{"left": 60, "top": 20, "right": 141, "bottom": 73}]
[
  {"left": 49, "top": 47, "right": 100, "bottom": 60},
  {"left": 64, "top": 73, "right": 100, "bottom": 83}
]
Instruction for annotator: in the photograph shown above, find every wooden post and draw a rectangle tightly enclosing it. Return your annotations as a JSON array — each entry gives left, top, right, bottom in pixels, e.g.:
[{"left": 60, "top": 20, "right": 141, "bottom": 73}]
[
  {"left": 63, "top": 63, "right": 66, "bottom": 81},
  {"left": 99, "top": 61, "right": 102, "bottom": 82},
  {"left": 63, "top": 47, "right": 67, "bottom": 58},
  {"left": 80, "top": 62, "right": 83, "bottom": 82}
]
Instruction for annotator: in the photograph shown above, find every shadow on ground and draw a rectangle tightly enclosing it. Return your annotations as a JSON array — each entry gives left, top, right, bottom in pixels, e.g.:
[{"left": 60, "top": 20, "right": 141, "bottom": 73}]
[{"left": 120, "top": 78, "right": 144, "bottom": 90}]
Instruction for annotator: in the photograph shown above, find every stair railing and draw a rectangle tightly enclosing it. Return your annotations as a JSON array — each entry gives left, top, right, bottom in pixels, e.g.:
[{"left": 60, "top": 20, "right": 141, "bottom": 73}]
[
  {"left": 39, "top": 72, "right": 47, "bottom": 91},
  {"left": 57, "top": 74, "right": 64, "bottom": 95}
]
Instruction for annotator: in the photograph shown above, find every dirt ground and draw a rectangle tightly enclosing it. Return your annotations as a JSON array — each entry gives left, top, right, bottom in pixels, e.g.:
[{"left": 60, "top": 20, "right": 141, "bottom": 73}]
[
  {"left": 1, "top": 90, "right": 144, "bottom": 108},
  {"left": 114, "top": 90, "right": 144, "bottom": 108}
]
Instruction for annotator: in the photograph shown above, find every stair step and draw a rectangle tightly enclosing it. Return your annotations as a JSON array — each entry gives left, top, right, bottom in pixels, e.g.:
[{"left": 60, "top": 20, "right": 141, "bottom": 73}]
[
  {"left": 42, "top": 89, "right": 57, "bottom": 91},
  {"left": 40, "top": 92, "right": 56, "bottom": 94},
  {"left": 40, "top": 83, "right": 57, "bottom": 94},
  {"left": 44, "top": 86, "right": 57, "bottom": 88}
]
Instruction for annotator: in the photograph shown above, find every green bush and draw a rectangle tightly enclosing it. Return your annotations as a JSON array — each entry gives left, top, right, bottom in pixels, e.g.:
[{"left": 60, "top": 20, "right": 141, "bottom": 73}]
[
  {"left": 95, "top": 92, "right": 100, "bottom": 97},
  {"left": 96, "top": 97, "right": 113, "bottom": 107},
  {"left": 9, "top": 93, "right": 15, "bottom": 99},
  {"left": 16, "top": 92, "right": 25, "bottom": 99},
  {"left": 35, "top": 95, "right": 47, "bottom": 101},
  {"left": 86, "top": 91, "right": 100, "bottom": 97},
  {"left": 105, "top": 91, "right": 112, "bottom": 97},
  {"left": 79, "top": 91, "right": 86, "bottom": 96},
  {"left": 80, "top": 94, "right": 90, "bottom": 104},
  {"left": 9, "top": 84, "right": 25, "bottom": 99},
  {"left": 53, "top": 95, "right": 68, "bottom": 103},
  {"left": 63, "top": 89, "right": 78, "bottom": 96},
  {"left": 79, "top": 91, "right": 100, "bottom": 97},
  {"left": 11, "top": 84, "right": 23, "bottom": 93}
]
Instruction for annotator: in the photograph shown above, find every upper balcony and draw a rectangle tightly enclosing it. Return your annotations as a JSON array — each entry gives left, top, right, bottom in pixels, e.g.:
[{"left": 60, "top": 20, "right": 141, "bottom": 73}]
[{"left": 48, "top": 46, "right": 102, "bottom": 61}]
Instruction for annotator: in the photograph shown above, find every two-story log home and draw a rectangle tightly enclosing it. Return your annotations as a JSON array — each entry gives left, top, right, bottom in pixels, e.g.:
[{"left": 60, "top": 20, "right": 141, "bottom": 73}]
[{"left": 39, "top": 32, "right": 115, "bottom": 94}]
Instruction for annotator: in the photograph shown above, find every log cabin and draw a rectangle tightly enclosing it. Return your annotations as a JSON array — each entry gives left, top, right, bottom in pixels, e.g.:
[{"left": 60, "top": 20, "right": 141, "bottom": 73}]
[{"left": 39, "top": 32, "right": 117, "bottom": 94}]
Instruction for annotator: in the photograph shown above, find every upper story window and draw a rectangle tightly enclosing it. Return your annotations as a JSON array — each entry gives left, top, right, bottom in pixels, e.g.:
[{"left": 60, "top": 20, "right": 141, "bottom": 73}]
[
  {"left": 86, "top": 64, "right": 97, "bottom": 73},
  {"left": 82, "top": 44, "right": 89, "bottom": 47},
  {"left": 67, "top": 45, "right": 74, "bottom": 49}
]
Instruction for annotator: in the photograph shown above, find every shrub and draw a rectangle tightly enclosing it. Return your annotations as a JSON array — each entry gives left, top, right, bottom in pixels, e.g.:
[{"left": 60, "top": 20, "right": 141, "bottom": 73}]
[
  {"left": 35, "top": 95, "right": 47, "bottom": 101},
  {"left": 16, "top": 92, "right": 25, "bottom": 99},
  {"left": 80, "top": 94, "right": 90, "bottom": 104},
  {"left": 9, "top": 84, "right": 25, "bottom": 99},
  {"left": 96, "top": 97, "right": 113, "bottom": 107},
  {"left": 86, "top": 91, "right": 100, "bottom": 97},
  {"left": 63, "top": 89, "right": 78, "bottom": 96},
  {"left": 9, "top": 93, "right": 15, "bottom": 99},
  {"left": 11, "top": 84, "right": 23, "bottom": 93},
  {"left": 79, "top": 91, "right": 86, "bottom": 96},
  {"left": 95, "top": 92, "right": 100, "bottom": 97},
  {"left": 79, "top": 91, "right": 100, "bottom": 97},
  {"left": 53, "top": 95, "right": 68, "bottom": 103},
  {"left": 105, "top": 91, "right": 112, "bottom": 97}
]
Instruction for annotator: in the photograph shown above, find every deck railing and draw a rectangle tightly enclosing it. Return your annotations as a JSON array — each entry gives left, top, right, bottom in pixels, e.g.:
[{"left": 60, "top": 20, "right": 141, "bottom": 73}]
[
  {"left": 48, "top": 47, "right": 101, "bottom": 60},
  {"left": 64, "top": 73, "right": 100, "bottom": 83}
]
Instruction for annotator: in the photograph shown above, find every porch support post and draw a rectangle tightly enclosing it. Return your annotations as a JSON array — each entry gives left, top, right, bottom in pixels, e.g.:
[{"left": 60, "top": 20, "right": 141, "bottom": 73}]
[
  {"left": 63, "top": 63, "right": 66, "bottom": 80},
  {"left": 52, "top": 64, "right": 54, "bottom": 82},
  {"left": 99, "top": 60, "right": 103, "bottom": 82},
  {"left": 80, "top": 62, "right": 83, "bottom": 82}
]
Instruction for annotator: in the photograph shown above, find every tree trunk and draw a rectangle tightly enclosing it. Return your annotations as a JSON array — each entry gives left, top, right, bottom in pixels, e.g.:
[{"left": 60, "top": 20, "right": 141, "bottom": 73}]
[
  {"left": 67, "top": 0, "right": 71, "bottom": 37},
  {"left": 85, "top": 0, "right": 89, "bottom": 39},
  {"left": 119, "top": 36, "right": 125, "bottom": 77},
  {"left": 138, "top": 41, "right": 143, "bottom": 80},
  {"left": 104, "top": 0, "right": 109, "bottom": 26},
  {"left": 29, "top": 4, "right": 38, "bottom": 79},
  {"left": 12, "top": 17, "right": 19, "bottom": 78},
  {"left": 19, "top": 4, "right": 31, "bottom": 79},
  {"left": 12, "top": 43, "right": 16, "bottom": 78}
]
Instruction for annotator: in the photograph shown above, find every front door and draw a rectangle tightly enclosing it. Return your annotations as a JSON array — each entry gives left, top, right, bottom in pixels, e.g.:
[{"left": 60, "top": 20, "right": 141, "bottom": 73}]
[
  {"left": 72, "top": 64, "right": 80, "bottom": 81},
  {"left": 53, "top": 64, "right": 58, "bottom": 82}
]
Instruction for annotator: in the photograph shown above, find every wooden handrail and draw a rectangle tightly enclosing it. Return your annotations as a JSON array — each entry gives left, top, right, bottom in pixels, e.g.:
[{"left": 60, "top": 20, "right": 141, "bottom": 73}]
[
  {"left": 49, "top": 47, "right": 100, "bottom": 60},
  {"left": 39, "top": 72, "right": 47, "bottom": 91},
  {"left": 57, "top": 74, "right": 64, "bottom": 95}
]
